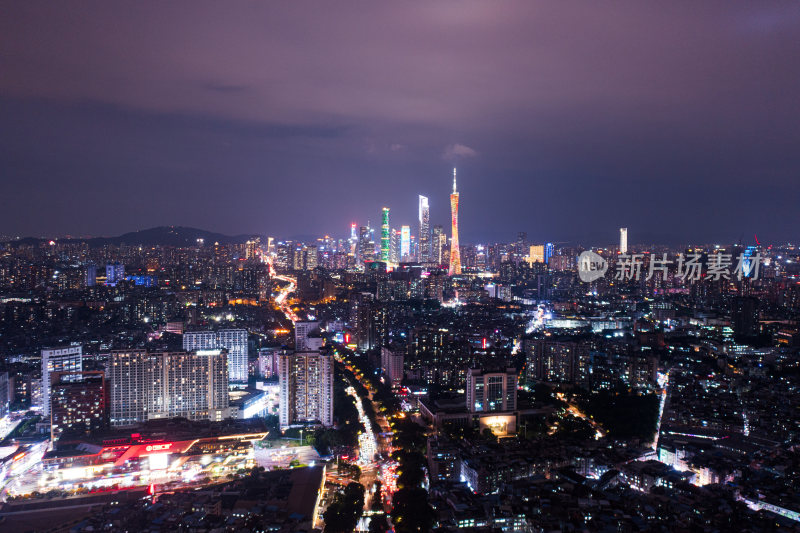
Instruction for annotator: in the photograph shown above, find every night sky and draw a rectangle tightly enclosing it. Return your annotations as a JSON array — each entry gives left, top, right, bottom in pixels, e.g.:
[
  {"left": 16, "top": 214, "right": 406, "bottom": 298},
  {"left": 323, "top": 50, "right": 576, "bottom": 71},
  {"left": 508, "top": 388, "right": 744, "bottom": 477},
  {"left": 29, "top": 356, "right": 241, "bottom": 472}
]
[{"left": 2, "top": 2, "right": 799, "bottom": 245}]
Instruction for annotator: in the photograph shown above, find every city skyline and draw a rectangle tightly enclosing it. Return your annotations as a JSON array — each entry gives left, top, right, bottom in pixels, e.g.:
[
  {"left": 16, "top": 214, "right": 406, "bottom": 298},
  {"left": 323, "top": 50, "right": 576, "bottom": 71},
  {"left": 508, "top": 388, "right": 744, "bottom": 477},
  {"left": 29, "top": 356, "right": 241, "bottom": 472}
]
[
  {"left": 2, "top": 3, "right": 800, "bottom": 243},
  {"left": 3, "top": 4, "right": 800, "bottom": 531}
]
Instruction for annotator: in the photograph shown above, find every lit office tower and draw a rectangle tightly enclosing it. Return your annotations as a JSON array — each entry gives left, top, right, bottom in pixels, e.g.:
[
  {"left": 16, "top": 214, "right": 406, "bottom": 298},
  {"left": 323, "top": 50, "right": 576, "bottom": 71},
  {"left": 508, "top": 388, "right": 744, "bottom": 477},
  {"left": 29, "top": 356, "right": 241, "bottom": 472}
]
[
  {"left": 349, "top": 223, "right": 358, "bottom": 256},
  {"left": 390, "top": 229, "right": 400, "bottom": 263},
  {"left": 278, "top": 349, "right": 334, "bottom": 429},
  {"left": 400, "top": 225, "right": 411, "bottom": 260},
  {"left": 544, "top": 242, "right": 554, "bottom": 264},
  {"left": 620, "top": 227, "right": 628, "bottom": 254},
  {"left": 183, "top": 329, "right": 248, "bottom": 385},
  {"left": 449, "top": 168, "right": 462, "bottom": 275},
  {"left": 245, "top": 238, "right": 259, "bottom": 259},
  {"left": 432, "top": 225, "right": 445, "bottom": 264},
  {"left": 418, "top": 195, "right": 430, "bottom": 263},
  {"left": 381, "top": 207, "right": 391, "bottom": 262},
  {"left": 109, "top": 350, "right": 229, "bottom": 427},
  {"left": 358, "top": 225, "right": 374, "bottom": 264},
  {"left": 41, "top": 345, "right": 82, "bottom": 416}
]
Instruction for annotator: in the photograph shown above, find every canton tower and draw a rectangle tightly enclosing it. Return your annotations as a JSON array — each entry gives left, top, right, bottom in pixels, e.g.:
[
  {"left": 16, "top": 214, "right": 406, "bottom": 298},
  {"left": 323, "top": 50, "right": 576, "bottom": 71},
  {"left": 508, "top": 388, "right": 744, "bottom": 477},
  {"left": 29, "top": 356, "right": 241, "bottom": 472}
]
[{"left": 448, "top": 167, "right": 462, "bottom": 275}]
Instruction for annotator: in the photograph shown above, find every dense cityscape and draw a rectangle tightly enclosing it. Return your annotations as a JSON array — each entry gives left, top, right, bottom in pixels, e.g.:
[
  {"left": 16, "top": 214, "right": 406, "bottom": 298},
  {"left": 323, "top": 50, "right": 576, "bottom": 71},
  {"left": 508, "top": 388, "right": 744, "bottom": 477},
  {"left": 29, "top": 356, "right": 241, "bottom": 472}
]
[
  {"left": 3, "top": 3, "right": 800, "bottom": 532},
  {"left": 0, "top": 175, "right": 798, "bottom": 531}
]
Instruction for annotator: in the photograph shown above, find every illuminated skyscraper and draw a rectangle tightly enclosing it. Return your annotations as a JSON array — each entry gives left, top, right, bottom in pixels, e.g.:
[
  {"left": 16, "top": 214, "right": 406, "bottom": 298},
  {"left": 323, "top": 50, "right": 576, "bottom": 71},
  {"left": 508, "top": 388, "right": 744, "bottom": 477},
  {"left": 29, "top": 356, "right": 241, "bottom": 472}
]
[
  {"left": 390, "top": 228, "right": 400, "bottom": 263},
  {"left": 381, "top": 207, "right": 391, "bottom": 262},
  {"left": 358, "top": 225, "right": 374, "bottom": 264},
  {"left": 418, "top": 195, "right": 430, "bottom": 263},
  {"left": 620, "top": 227, "right": 628, "bottom": 254},
  {"left": 544, "top": 242, "right": 554, "bottom": 264},
  {"left": 432, "top": 224, "right": 445, "bottom": 265},
  {"left": 449, "top": 168, "right": 462, "bottom": 275},
  {"left": 349, "top": 223, "right": 357, "bottom": 257},
  {"left": 400, "top": 225, "right": 411, "bottom": 259}
]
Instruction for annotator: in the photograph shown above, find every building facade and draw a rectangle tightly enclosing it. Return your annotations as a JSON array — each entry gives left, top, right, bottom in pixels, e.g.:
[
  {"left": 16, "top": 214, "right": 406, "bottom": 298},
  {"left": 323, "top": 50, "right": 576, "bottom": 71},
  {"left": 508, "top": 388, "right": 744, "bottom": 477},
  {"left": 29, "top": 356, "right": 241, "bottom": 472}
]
[
  {"left": 278, "top": 350, "right": 334, "bottom": 429},
  {"left": 109, "top": 350, "right": 229, "bottom": 427},
  {"left": 294, "top": 321, "right": 320, "bottom": 352},
  {"left": 465, "top": 368, "right": 517, "bottom": 413},
  {"left": 41, "top": 344, "right": 83, "bottom": 416},
  {"left": 183, "top": 329, "right": 248, "bottom": 384},
  {"left": 380, "top": 346, "right": 405, "bottom": 388},
  {"left": 50, "top": 371, "right": 107, "bottom": 443},
  {"left": 419, "top": 195, "right": 430, "bottom": 263},
  {"left": 381, "top": 207, "right": 391, "bottom": 262},
  {"left": 620, "top": 227, "right": 628, "bottom": 254}
]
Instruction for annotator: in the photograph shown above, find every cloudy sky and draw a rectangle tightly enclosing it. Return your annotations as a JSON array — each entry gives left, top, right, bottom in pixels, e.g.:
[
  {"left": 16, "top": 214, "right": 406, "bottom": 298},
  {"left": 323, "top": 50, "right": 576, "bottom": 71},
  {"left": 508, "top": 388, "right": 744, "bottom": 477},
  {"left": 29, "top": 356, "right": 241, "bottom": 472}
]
[{"left": 2, "top": 2, "right": 799, "bottom": 245}]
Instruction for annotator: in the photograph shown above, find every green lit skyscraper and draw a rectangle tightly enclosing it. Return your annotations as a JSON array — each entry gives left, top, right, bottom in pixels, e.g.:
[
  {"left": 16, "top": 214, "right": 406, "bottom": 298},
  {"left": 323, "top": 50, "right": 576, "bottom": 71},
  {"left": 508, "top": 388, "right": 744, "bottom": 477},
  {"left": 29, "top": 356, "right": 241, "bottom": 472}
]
[{"left": 381, "top": 207, "right": 390, "bottom": 262}]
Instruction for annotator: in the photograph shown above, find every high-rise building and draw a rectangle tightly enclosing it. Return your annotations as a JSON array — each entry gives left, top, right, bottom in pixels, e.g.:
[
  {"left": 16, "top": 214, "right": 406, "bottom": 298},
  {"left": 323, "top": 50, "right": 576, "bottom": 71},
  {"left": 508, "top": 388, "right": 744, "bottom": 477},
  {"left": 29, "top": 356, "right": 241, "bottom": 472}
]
[
  {"left": 294, "top": 321, "right": 321, "bottom": 351},
  {"left": 245, "top": 238, "right": 260, "bottom": 259},
  {"left": 217, "top": 329, "right": 248, "bottom": 384},
  {"left": 278, "top": 345, "right": 334, "bottom": 429},
  {"left": 390, "top": 228, "right": 401, "bottom": 263},
  {"left": 358, "top": 225, "right": 374, "bottom": 264},
  {"left": 525, "top": 338, "right": 591, "bottom": 384},
  {"left": 381, "top": 207, "right": 391, "bottom": 262},
  {"left": 349, "top": 223, "right": 358, "bottom": 257},
  {"left": 183, "top": 329, "right": 248, "bottom": 384},
  {"left": 0, "top": 372, "right": 9, "bottom": 420},
  {"left": 418, "top": 195, "right": 430, "bottom": 263},
  {"left": 731, "top": 296, "right": 760, "bottom": 338},
  {"left": 400, "top": 225, "right": 411, "bottom": 260},
  {"left": 350, "top": 291, "right": 375, "bottom": 351},
  {"left": 544, "top": 242, "right": 554, "bottom": 264},
  {"left": 432, "top": 225, "right": 446, "bottom": 265},
  {"left": 449, "top": 168, "right": 462, "bottom": 275},
  {"left": 465, "top": 368, "right": 517, "bottom": 413},
  {"left": 41, "top": 345, "right": 82, "bottom": 416},
  {"left": 380, "top": 346, "right": 404, "bottom": 388},
  {"left": 50, "top": 371, "right": 107, "bottom": 443},
  {"left": 257, "top": 347, "right": 281, "bottom": 379},
  {"left": 105, "top": 262, "right": 125, "bottom": 287},
  {"left": 86, "top": 264, "right": 97, "bottom": 287},
  {"left": 528, "top": 245, "right": 545, "bottom": 264},
  {"left": 109, "top": 350, "right": 229, "bottom": 427},
  {"left": 620, "top": 228, "right": 628, "bottom": 254},
  {"left": 304, "top": 245, "right": 318, "bottom": 270},
  {"left": 516, "top": 232, "right": 528, "bottom": 264}
]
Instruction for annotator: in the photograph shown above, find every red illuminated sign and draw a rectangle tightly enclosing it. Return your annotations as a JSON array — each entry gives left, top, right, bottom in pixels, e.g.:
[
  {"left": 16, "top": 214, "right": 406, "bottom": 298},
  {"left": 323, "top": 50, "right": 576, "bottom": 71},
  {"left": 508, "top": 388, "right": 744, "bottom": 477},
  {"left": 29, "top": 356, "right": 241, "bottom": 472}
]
[{"left": 145, "top": 443, "right": 173, "bottom": 452}]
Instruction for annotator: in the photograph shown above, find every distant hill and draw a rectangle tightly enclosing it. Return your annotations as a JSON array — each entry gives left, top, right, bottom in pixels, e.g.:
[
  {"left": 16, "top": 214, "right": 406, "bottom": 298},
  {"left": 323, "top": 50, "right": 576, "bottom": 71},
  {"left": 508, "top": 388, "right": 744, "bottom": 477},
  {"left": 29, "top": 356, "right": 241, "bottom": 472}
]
[{"left": 3, "top": 226, "right": 264, "bottom": 248}]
